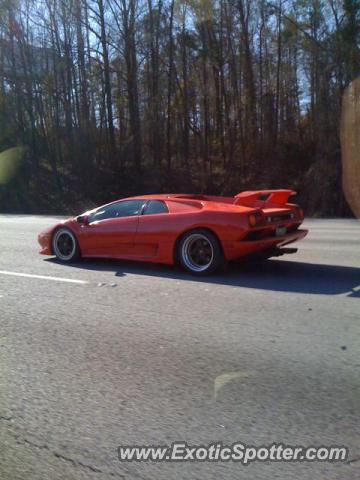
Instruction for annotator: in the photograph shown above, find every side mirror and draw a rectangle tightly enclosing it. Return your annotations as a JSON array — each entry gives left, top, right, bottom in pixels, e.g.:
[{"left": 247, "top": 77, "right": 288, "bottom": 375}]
[{"left": 76, "top": 214, "right": 89, "bottom": 225}]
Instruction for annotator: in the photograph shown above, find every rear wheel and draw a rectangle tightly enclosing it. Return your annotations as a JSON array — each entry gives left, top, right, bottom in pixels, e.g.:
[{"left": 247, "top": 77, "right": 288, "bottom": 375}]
[
  {"left": 177, "top": 229, "right": 225, "bottom": 275},
  {"left": 52, "top": 228, "right": 80, "bottom": 262}
]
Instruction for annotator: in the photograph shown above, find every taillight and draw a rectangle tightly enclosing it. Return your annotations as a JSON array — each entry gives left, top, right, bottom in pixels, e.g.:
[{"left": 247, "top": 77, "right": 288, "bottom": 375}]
[
  {"left": 248, "top": 211, "right": 264, "bottom": 227},
  {"left": 248, "top": 214, "right": 257, "bottom": 227}
]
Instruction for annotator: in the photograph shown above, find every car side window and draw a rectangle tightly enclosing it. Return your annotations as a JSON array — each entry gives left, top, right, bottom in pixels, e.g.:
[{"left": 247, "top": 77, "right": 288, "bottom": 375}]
[
  {"left": 89, "top": 200, "right": 145, "bottom": 223},
  {"left": 143, "top": 200, "right": 169, "bottom": 215}
]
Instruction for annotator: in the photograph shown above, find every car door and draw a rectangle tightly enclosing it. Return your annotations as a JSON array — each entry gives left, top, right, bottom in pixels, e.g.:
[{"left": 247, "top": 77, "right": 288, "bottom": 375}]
[
  {"left": 134, "top": 200, "right": 172, "bottom": 258},
  {"left": 79, "top": 200, "right": 146, "bottom": 257}
]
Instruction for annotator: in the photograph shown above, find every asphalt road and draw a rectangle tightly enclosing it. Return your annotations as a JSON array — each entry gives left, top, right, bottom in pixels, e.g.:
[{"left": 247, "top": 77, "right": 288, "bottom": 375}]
[{"left": 0, "top": 216, "right": 359, "bottom": 480}]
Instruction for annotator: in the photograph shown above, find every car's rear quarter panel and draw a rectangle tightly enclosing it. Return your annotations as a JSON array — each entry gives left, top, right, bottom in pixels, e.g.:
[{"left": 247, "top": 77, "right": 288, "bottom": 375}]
[{"left": 135, "top": 202, "right": 249, "bottom": 264}]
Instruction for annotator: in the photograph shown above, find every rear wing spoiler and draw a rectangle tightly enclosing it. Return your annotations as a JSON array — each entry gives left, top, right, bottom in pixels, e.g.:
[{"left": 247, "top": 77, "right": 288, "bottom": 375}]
[{"left": 234, "top": 190, "right": 296, "bottom": 208}]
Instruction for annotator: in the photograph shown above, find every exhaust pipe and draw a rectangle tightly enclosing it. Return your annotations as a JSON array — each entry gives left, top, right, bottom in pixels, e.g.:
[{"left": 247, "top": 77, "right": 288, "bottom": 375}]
[{"left": 272, "top": 247, "right": 298, "bottom": 256}]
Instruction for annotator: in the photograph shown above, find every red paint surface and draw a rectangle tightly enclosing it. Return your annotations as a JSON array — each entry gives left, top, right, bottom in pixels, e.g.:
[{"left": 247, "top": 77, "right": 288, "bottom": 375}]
[{"left": 38, "top": 190, "right": 308, "bottom": 264}]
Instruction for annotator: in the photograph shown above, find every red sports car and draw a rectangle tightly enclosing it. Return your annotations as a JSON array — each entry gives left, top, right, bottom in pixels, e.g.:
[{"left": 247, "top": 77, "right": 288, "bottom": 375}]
[{"left": 38, "top": 190, "right": 308, "bottom": 275}]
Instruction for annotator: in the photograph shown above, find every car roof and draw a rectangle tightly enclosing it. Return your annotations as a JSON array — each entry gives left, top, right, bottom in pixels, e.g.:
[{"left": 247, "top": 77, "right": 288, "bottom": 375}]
[
  {"left": 83, "top": 194, "right": 256, "bottom": 216},
  {"left": 125, "top": 194, "right": 230, "bottom": 202},
  {"left": 119, "top": 194, "right": 254, "bottom": 213},
  {"left": 126, "top": 194, "right": 198, "bottom": 200}
]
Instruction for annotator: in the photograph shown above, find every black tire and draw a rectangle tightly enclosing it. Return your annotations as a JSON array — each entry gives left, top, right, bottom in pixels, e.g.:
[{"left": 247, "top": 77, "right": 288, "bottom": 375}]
[
  {"left": 52, "top": 227, "right": 80, "bottom": 262},
  {"left": 177, "top": 229, "right": 226, "bottom": 275}
]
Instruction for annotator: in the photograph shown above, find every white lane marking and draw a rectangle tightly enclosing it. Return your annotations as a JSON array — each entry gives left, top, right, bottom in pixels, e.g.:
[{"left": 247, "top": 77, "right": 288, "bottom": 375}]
[{"left": 0, "top": 270, "right": 88, "bottom": 284}]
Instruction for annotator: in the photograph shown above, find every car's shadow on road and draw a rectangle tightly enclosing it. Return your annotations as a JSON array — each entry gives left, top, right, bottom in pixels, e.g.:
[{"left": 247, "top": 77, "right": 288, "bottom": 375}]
[{"left": 45, "top": 257, "right": 360, "bottom": 297}]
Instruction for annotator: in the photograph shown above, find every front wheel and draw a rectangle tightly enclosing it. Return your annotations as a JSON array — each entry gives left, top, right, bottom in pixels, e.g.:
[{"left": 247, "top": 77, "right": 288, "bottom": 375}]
[
  {"left": 177, "top": 229, "right": 226, "bottom": 275},
  {"left": 52, "top": 228, "right": 80, "bottom": 262}
]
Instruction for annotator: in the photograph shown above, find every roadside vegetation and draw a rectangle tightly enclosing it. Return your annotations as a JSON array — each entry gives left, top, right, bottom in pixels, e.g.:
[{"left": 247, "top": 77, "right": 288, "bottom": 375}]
[{"left": 0, "top": 0, "right": 359, "bottom": 216}]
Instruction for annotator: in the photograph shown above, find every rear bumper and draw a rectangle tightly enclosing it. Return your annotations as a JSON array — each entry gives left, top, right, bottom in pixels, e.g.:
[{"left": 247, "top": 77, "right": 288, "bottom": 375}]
[{"left": 223, "top": 229, "right": 308, "bottom": 260}]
